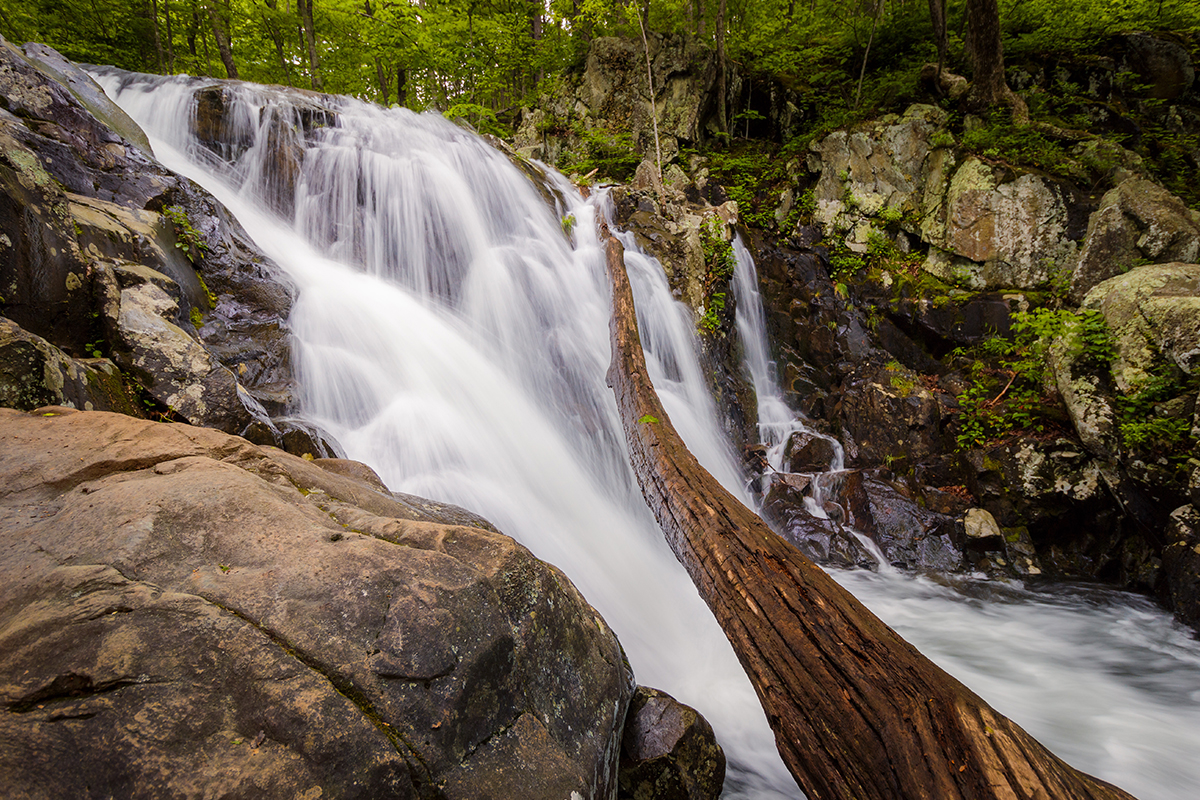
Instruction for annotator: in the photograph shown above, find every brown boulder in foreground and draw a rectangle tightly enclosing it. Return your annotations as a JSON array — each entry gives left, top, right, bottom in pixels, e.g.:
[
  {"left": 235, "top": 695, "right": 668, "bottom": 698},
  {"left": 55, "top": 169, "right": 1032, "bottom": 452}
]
[{"left": 0, "top": 407, "right": 633, "bottom": 799}]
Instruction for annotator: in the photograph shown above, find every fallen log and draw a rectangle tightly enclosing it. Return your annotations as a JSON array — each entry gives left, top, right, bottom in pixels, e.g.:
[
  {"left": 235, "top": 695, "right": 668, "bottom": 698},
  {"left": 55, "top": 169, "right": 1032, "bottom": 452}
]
[{"left": 601, "top": 227, "right": 1136, "bottom": 800}]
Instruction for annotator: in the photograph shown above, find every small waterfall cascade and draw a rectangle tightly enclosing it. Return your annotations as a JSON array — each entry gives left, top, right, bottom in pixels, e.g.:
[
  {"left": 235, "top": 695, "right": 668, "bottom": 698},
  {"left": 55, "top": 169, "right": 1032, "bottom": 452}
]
[
  {"left": 730, "top": 238, "right": 889, "bottom": 568},
  {"left": 96, "top": 70, "right": 1200, "bottom": 800}
]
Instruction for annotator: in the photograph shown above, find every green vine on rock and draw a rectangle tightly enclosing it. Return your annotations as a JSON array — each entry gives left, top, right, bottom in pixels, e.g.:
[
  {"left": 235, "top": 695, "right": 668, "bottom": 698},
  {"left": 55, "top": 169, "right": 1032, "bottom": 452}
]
[
  {"left": 952, "top": 308, "right": 1114, "bottom": 450},
  {"left": 163, "top": 205, "right": 209, "bottom": 263},
  {"left": 698, "top": 216, "right": 735, "bottom": 335}
]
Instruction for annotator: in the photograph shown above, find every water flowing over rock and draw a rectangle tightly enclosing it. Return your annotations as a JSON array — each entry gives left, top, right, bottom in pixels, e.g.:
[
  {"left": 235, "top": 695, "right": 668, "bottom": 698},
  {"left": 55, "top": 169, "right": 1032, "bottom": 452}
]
[
  {"left": 0, "top": 39, "right": 306, "bottom": 447},
  {"left": 0, "top": 407, "right": 634, "bottom": 799}
]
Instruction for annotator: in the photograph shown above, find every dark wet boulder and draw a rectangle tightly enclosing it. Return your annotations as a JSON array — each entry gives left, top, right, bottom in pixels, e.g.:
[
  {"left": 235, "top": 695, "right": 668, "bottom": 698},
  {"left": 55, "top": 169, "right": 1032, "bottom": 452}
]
[
  {"left": 1161, "top": 504, "right": 1200, "bottom": 631},
  {"left": 782, "top": 430, "right": 840, "bottom": 473},
  {"left": 0, "top": 407, "right": 634, "bottom": 799},
  {"left": 617, "top": 687, "right": 725, "bottom": 800},
  {"left": 761, "top": 475, "right": 875, "bottom": 568},
  {"left": 840, "top": 471, "right": 963, "bottom": 572},
  {"left": 834, "top": 360, "right": 943, "bottom": 467}
]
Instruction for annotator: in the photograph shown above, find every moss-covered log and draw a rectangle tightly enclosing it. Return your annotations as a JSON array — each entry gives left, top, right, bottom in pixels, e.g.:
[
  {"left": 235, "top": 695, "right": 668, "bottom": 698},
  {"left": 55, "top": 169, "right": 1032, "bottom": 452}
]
[{"left": 601, "top": 226, "right": 1136, "bottom": 800}]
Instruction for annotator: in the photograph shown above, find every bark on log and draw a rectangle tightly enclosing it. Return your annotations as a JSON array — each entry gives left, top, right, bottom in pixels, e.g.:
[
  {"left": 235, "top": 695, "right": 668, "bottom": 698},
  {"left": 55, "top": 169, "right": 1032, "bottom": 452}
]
[{"left": 601, "top": 227, "right": 1136, "bottom": 800}]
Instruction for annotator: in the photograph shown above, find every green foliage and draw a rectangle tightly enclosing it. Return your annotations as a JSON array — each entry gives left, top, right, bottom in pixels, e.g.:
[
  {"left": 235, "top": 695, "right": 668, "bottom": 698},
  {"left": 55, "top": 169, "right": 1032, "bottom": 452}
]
[
  {"left": 698, "top": 292, "right": 726, "bottom": 334},
  {"left": 960, "top": 111, "right": 1071, "bottom": 174},
  {"left": 698, "top": 216, "right": 735, "bottom": 335},
  {"left": 700, "top": 217, "right": 735, "bottom": 283},
  {"left": 703, "top": 145, "right": 792, "bottom": 230},
  {"left": 190, "top": 306, "right": 204, "bottom": 329},
  {"left": 444, "top": 103, "right": 508, "bottom": 138},
  {"left": 561, "top": 128, "right": 640, "bottom": 182},
  {"left": 162, "top": 205, "right": 208, "bottom": 262},
  {"left": 953, "top": 308, "right": 1114, "bottom": 449},
  {"left": 637, "top": 413, "right": 660, "bottom": 424},
  {"left": 885, "top": 360, "right": 917, "bottom": 395},
  {"left": 1117, "top": 360, "right": 1199, "bottom": 456}
]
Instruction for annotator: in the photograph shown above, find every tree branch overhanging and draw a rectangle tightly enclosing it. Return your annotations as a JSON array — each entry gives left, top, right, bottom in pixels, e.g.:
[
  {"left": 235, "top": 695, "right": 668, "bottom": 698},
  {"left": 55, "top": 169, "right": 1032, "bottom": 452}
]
[{"left": 601, "top": 225, "right": 1137, "bottom": 800}]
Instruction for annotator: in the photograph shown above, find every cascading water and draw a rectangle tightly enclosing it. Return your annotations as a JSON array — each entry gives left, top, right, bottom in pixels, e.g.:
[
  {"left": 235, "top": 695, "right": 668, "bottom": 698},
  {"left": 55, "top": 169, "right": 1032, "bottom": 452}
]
[{"left": 96, "top": 71, "right": 1200, "bottom": 799}]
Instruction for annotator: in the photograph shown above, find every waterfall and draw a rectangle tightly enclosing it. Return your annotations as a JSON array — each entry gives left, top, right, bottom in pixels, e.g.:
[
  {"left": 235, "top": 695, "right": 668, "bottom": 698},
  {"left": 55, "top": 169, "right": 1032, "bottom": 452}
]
[{"left": 97, "top": 72, "right": 1200, "bottom": 800}]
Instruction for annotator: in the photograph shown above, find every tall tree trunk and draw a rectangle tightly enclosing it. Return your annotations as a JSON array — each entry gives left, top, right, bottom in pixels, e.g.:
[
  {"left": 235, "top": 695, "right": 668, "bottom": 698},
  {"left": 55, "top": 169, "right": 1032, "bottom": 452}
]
[
  {"left": 633, "top": 10, "right": 662, "bottom": 194},
  {"left": 531, "top": 8, "right": 544, "bottom": 87},
  {"left": 187, "top": 1, "right": 198, "bottom": 59},
  {"left": 600, "top": 228, "right": 1139, "bottom": 800},
  {"left": 164, "top": 0, "right": 176, "bottom": 72},
  {"left": 854, "top": 0, "right": 883, "bottom": 108},
  {"left": 396, "top": 66, "right": 407, "bottom": 107},
  {"left": 928, "top": 0, "right": 948, "bottom": 87},
  {"left": 715, "top": 0, "right": 727, "bottom": 133},
  {"left": 300, "top": 0, "right": 322, "bottom": 90},
  {"left": 263, "top": 0, "right": 290, "bottom": 81},
  {"left": 374, "top": 57, "right": 390, "bottom": 104},
  {"left": 149, "top": 0, "right": 165, "bottom": 72},
  {"left": 207, "top": 1, "right": 238, "bottom": 79},
  {"left": 963, "top": 0, "right": 1025, "bottom": 119}
]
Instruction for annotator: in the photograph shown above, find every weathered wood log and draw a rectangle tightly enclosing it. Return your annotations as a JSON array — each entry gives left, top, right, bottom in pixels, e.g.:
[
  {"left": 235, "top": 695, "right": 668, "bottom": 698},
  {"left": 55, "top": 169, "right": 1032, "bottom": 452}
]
[{"left": 601, "top": 227, "right": 1136, "bottom": 800}]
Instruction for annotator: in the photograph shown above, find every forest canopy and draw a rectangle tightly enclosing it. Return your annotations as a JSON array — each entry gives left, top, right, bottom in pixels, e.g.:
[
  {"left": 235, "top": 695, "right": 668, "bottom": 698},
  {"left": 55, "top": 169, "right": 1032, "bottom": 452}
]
[{"left": 1, "top": 0, "right": 1197, "bottom": 135}]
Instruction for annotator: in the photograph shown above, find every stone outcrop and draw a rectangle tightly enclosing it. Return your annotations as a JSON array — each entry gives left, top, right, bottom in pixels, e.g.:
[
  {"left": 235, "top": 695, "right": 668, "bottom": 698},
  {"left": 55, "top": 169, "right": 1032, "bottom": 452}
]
[
  {"left": 0, "top": 39, "right": 313, "bottom": 450},
  {"left": 514, "top": 35, "right": 720, "bottom": 171},
  {"left": 617, "top": 687, "right": 725, "bottom": 800},
  {"left": 0, "top": 407, "right": 635, "bottom": 799},
  {"left": 1083, "top": 262, "right": 1200, "bottom": 392},
  {"left": 1071, "top": 179, "right": 1200, "bottom": 300},
  {"left": 921, "top": 157, "right": 1081, "bottom": 290},
  {"left": 806, "top": 104, "right": 949, "bottom": 251}
]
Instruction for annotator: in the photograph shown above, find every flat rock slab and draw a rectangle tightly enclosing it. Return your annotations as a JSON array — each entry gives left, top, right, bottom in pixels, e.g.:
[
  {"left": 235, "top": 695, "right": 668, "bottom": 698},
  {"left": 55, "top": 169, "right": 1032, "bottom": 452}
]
[{"left": 0, "top": 407, "right": 632, "bottom": 799}]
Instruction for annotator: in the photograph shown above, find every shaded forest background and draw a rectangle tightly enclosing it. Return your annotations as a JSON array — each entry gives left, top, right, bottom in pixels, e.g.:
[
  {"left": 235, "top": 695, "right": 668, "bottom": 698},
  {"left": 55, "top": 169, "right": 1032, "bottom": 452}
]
[{"left": 3, "top": 0, "right": 1198, "bottom": 133}]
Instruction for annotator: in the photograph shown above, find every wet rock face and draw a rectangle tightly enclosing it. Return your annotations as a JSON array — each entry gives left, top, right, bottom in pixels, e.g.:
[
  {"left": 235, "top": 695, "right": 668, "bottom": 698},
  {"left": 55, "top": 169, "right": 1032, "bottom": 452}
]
[
  {"left": 762, "top": 476, "right": 875, "bottom": 569},
  {"left": 0, "top": 41, "right": 308, "bottom": 445},
  {"left": 835, "top": 360, "right": 944, "bottom": 468},
  {"left": 0, "top": 408, "right": 634, "bottom": 800},
  {"left": 617, "top": 687, "right": 725, "bottom": 800},
  {"left": 841, "top": 472, "right": 963, "bottom": 573},
  {"left": 1161, "top": 504, "right": 1200, "bottom": 629},
  {"left": 190, "top": 82, "right": 337, "bottom": 221}
]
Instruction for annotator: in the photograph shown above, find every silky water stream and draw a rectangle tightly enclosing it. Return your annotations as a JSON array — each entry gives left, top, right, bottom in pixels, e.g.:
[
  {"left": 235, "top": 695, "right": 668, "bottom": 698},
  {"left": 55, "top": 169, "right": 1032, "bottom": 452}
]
[{"left": 99, "top": 73, "right": 1200, "bottom": 799}]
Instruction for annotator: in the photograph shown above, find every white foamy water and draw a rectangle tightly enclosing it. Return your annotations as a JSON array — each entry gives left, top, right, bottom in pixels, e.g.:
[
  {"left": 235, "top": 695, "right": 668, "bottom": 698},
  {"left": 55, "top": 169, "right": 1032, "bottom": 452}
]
[{"left": 97, "top": 71, "right": 1200, "bottom": 799}]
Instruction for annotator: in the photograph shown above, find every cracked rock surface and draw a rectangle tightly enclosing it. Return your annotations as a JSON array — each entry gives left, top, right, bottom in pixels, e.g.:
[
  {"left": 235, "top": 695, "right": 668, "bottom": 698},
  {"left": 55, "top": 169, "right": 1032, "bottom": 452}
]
[{"left": 0, "top": 407, "right": 633, "bottom": 800}]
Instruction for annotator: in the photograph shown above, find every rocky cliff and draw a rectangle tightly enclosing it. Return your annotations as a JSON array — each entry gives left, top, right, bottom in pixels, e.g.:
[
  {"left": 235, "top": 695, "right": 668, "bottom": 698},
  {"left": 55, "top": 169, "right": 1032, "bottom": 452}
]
[{"left": 546, "top": 32, "right": 1200, "bottom": 632}]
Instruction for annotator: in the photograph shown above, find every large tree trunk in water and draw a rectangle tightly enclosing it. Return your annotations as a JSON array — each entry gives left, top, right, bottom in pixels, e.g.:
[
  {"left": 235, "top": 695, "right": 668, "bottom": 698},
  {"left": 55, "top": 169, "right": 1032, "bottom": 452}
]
[
  {"left": 964, "top": 0, "right": 1025, "bottom": 119},
  {"left": 601, "top": 228, "right": 1137, "bottom": 800}
]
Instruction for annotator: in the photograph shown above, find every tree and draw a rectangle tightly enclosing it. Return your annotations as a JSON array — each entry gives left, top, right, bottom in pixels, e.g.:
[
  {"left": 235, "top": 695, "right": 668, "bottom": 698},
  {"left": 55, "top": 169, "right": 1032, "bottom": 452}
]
[
  {"left": 206, "top": 0, "right": 238, "bottom": 78},
  {"left": 300, "top": 0, "right": 321, "bottom": 89},
  {"left": 964, "top": 0, "right": 1026, "bottom": 118},
  {"left": 601, "top": 227, "right": 1138, "bottom": 800}
]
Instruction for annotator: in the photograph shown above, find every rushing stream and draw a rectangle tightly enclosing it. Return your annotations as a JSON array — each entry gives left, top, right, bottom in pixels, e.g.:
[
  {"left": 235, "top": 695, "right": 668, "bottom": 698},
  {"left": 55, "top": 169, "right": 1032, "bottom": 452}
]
[{"left": 97, "top": 72, "right": 1200, "bottom": 799}]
